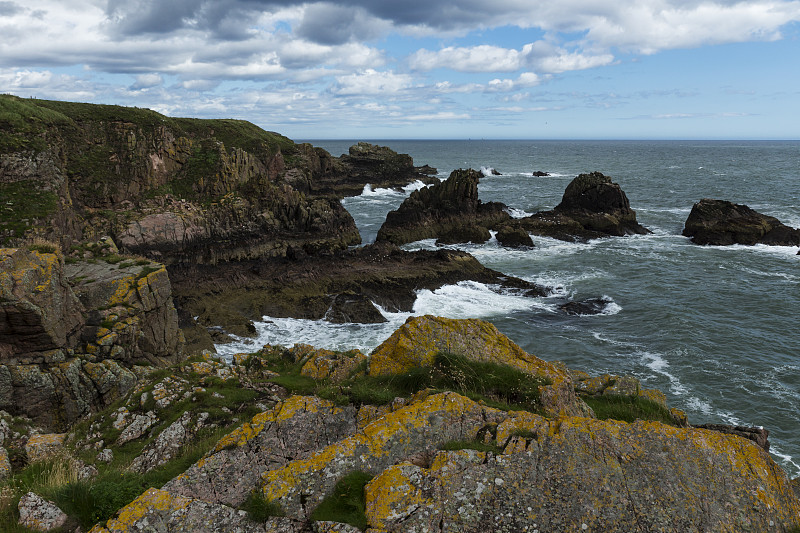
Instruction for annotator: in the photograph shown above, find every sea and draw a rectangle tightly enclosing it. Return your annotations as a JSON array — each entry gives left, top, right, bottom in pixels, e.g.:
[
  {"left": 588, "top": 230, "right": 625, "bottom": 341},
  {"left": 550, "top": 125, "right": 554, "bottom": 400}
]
[{"left": 216, "top": 140, "right": 800, "bottom": 477}]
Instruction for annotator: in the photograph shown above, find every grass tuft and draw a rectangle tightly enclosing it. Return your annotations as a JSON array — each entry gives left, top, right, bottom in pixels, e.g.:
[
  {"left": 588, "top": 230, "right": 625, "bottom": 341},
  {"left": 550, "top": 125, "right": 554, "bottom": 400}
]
[
  {"left": 241, "top": 490, "right": 285, "bottom": 522},
  {"left": 582, "top": 395, "right": 677, "bottom": 426},
  {"left": 309, "top": 471, "right": 372, "bottom": 530}
]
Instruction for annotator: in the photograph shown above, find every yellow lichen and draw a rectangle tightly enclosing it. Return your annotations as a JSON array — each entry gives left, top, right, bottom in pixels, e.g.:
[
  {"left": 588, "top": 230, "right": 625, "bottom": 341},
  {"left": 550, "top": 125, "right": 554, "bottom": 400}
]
[
  {"left": 90, "top": 488, "right": 191, "bottom": 532},
  {"left": 364, "top": 464, "right": 432, "bottom": 530}
]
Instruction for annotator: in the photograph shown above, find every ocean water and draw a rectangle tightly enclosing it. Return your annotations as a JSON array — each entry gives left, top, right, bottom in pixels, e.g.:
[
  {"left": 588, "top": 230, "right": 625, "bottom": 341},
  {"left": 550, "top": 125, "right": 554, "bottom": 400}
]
[{"left": 218, "top": 140, "right": 800, "bottom": 477}]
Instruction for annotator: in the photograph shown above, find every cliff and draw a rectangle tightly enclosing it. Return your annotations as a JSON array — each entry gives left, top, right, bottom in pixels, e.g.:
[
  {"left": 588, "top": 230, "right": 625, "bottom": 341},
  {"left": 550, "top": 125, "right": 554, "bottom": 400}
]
[{"left": 0, "top": 316, "right": 796, "bottom": 532}]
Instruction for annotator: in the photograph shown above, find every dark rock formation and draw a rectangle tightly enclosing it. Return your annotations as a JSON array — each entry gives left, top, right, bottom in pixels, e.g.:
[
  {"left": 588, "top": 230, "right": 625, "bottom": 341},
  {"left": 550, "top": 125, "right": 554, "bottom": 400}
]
[
  {"left": 376, "top": 168, "right": 511, "bottom": 245},
  {"left": 495, "top": 225, "right": 534, "bottom": 248},
  {"left": 693, "top": 423, "right": 770, "bottom": 452},
  {"left": 168, "top": 242, "right": 548, "bottom": 351},
  {"left": 435, "top": 225, "right": 491, "bottom": 245},
  {"left": 559, "top": 297, "right": 611, "bottom": 316},
  {"left": 683, "top": 198, "right": 800, "bottom": 246},
  {"left": 517, "top": 171, "right": 650, "bottom": 240},
  {"left": 532, "top": 170, "right": 550, "bottom": 177},
  {"left": 306, "top": 142, "right": 439, "bottom": 197}
]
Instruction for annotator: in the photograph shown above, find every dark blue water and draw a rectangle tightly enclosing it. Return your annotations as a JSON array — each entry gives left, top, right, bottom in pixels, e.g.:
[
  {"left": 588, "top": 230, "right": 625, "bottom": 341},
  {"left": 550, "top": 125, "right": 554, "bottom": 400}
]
[{"left": 221, "top": 140, "right": 800, "bottom": 476}]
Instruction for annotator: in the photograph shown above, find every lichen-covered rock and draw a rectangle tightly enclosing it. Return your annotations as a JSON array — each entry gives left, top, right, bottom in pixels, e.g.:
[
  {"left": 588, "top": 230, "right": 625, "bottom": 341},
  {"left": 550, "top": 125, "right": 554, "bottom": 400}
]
[
  {"left": 300, "top": 348, "right": 367, "bottom": 383},
  {"left": 368, "top": 315, "right": 590, "bottom": 418},
  {"left": 129, "top": 411, "right": 206, "bottom": 474},
  {"left": 165, "top": 395, "right": 358, "bottom": 507},
  {"left": 363, "top": 415, "right": 800, "bottom": 532},
  {"left": 18, "top": 492, "right": 68, "bottom": 531},
  {"left": 88, "top": 487, "right": 300, "bottom": 533},
  {"left": 259, "top": 392, "right": 507, "bottom": 519},
  {"left": 24, "top": 432, "right": 65, "bottom": 462},
  {"left": 683, "top": 198, "right": 800, "bottom": 246},
  {"left": 376, "top": 169, "right": 510, "bottom": 245},
  {"left": 0, "top": 249, "right": 83, "bottom": 361},
  {"left": 0, "top": 445, "right": 11, "bottom": 479}
]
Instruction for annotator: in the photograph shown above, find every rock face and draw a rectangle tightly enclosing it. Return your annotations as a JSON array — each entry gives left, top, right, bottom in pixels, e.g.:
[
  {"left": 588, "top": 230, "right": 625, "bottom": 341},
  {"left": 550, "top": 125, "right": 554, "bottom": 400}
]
[
  {"left": 517, "top": 171, "right": 650, "bottom": 240},
  {"left": 495, "top": 225, "right": 533, "bottom": 248},
  {"left": 376, "top": 169, "right": 510, "bottom": 245},
  {"left": 683, "top": 198, "right": 800, "bottom": 246},
  {"left": 0, "top": 247, "right": 183, "bottom": 429},
  {"left": 0, "top": 95, "right": 360, "bottom": 264}
]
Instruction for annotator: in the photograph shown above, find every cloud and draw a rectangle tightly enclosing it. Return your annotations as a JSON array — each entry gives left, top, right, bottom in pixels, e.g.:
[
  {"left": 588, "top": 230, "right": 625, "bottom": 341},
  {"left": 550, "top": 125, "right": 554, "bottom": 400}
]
[
  {"left": 332, "top": 69, "right": 413, "bottom": 95},
  {"left": 0, "top": 1, "right": 23, "bottom": 16},
  {"left": 130, "top": 73, "right": 163, "bottom": 90},
  {"left": 409, "top": 45, "right": 523, "bottom": 72},
  {"left": 295, "top": 3, "right": 388, "bottom": 45}
]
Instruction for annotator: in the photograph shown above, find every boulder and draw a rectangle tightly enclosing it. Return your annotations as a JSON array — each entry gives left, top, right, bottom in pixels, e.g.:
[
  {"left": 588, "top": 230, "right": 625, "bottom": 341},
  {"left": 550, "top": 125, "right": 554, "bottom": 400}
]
[
  {"left": 435, "top": 225, "right": 491, "bottom": 245},
  {"left": 17, "top": 492, "right": 68, "bottom": 532},
  {"left": 376, "top": 168, "right": 511, "bottom": 245},
  {"left": 683, "top": 198, "right": 800, "bottom": 246},
  {"left": 518, "top": 171, "right": 650, "bottom": 240},
  {"left": 368, "top": 315, "right": 591, "bottom": 418},
  {"left": 495, "top": 225, "right": 533, "bottom": 248}
]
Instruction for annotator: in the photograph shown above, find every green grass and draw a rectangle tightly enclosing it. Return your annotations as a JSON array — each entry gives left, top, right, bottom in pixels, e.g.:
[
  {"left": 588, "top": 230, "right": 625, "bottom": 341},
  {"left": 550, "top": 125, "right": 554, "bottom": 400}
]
[
  {"left": 582, "top": 395, "right": 677, "bottom": 426},
  {"left": 0, "top": 181, "right": 58, "bottom": 244},
  {"left": 241, "top": 490, "right": 285, "bottom": 522},
  {"left": 309, "top": 471, "right": 373, "bottom": 530}
]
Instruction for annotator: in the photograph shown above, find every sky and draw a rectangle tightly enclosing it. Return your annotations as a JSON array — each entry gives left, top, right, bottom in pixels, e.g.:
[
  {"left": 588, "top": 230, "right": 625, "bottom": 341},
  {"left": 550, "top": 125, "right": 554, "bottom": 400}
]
[{"left": 1, "top": 1, "right": 799, "bottom": 140}]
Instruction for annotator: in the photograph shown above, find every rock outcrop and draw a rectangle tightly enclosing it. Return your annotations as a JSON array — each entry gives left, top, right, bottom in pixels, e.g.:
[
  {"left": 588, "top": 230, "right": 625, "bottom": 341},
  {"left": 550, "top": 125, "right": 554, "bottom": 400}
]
[
  {"left": 169, "top": 243, "right": 547, "bottom": 352},
  {"left": 683, "top": 198, "right": 800, "bottom": 246},
  {"left": 0, "top": 247, "right": 184, "bottom": 429},
  {"left": 306, "top": 142, "right": 438, "bottom": 197},
  {"left": 516, "top": 171, "right": 650, "bottom": 240},
  {"left": 0, "top": 95, "right": 360, "bottom": 264},
  {"left": 376, "top": 169, "right": 510, "bottom": 245}
]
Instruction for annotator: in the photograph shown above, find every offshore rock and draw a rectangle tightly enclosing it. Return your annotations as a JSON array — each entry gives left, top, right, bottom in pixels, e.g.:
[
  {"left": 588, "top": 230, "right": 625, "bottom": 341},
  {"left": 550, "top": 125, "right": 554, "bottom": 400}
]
[
  {"left": 376, "top": 168, "right": 510, "bottom": 245},
  {"left": 683, "top": 198, "right": 800, "bottom": 246},
  {"left": 308, "top": 142, "right": 439, "bottom": 197},
  {"left": 495, "top": 225, "right": 533, "bottom": 248},
  {"left": 518, "top": 171, "right": 650, "bottom": 240},
  {"left": 434, "top": 224, "right": 491, "bottom": 245},
  {"left": 368, "top": 315, "right": 591, "bottom": 418}
]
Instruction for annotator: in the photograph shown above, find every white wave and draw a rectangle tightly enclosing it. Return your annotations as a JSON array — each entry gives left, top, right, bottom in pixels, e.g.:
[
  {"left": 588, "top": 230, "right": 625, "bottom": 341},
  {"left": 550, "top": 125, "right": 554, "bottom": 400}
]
[
  {"left": 413, "top": 280, "right": 556, "bottom": 317},
  {"left": 506, "top": 207, "right": 533, "bottom": 219},
  {"left": 403, "top": 179, "right": 429, "bottom": 192},
  {"left": 480, "top": 166, "right": 499, "bottom": 177},
  {"left": 598, "top": 296, "right": 622, "bottom": 316},
  {"left": 639, "top": 351, "right": 688, "bottom": 396},
  {"left": 770, "top": 445, "right": 800, "bottom": 476},
  {"left": 694, "top": 242, "right": 800, "bottom": 257}
]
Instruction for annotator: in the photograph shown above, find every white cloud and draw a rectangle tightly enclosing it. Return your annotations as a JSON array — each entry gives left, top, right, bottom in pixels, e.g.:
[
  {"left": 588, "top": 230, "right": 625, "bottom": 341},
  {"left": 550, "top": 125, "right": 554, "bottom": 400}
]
[
  {"left": 332, "top": 69, "right": 413, "bottom": 95},
  {"left": 131, "top": 73, "right": 163, "bottom": 90},
  {"left": 404, "top": 111, "right": 471, "bottom": 121},
  {"left": 409, "top": 45, "right": 523, "bottom": 72}
]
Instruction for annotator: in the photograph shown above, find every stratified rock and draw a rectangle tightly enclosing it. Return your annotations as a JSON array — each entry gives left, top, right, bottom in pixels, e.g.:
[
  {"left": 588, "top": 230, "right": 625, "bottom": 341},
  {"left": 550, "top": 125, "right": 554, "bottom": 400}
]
[
  {"left": 683, "top": 198, "right": 800, "bottom": 246},
  {"left": 495, "top": 225, "right": 533, "bottom": 248},
  {"left": 368, "top": 315, "right": 591, "bottom": 418},
  {"left": 376, "top": 168, "right": 510, "bottom": 245},
  {"left": 518, "top": 171, "right": 650, "bottom": 240},
  {"left": 693, "top": 423, "right": 770, "bottom": 451},
  {"left": 0, "top": 249, "right": 83, "bottom": 360},
  {"left": 18, "top": 492, "right": 68, "bottom": 532}
]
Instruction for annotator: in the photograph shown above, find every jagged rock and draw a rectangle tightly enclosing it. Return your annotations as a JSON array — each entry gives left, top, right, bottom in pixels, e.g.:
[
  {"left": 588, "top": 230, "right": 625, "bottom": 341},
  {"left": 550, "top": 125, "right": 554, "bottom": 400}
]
[
  {"left": 495, "top": 225, "right": 533, "bottom": 248},
  {"left": 368, "top": 315, "right": 591, "bottom": 418},
  {"left": 164, "top": 396, "right": 358, "bottom": 507},
  {"left": 532, "top": 170, "right": 550, "bottom": 176},
  {"left": 518, "top": 171, "right": 650, "bottom": 240},
  {"left": 435, "top": 225, "right": 491, "bottom": 245},
  {"left": 129, "top": 411, "right": 203, "bottom": 473},
  {"left": 116, "top": 410, "right": 158, "bottom": 445},
  {"left": 299, "top": 348, "right": 367, "bottom": 383},
  {"left": 325, "top": 292, "right": 386, "bottom": 324},
  {"left": 96, "top": 448, "right": 113, "bottom": 463},
  {"left": 24, "top": 433, "right": 65, "bottom": 462},
  {"left": 0, "top": 249, "right": 83, "bottom": 361},
  {"left": 683, "top": 198, "right": 800, "bottom": 246},
  {"left": 376, "top": 168, "right": 511, "bottom": 245},
  {"left": 559, "top": 297, "right": 610, "bottom": 315},
  {"left": 18, "top": 492, "right": 68, "bottom": 531},
  {"left": 169, "top": 243, "right": 547, "bottom": 349}
]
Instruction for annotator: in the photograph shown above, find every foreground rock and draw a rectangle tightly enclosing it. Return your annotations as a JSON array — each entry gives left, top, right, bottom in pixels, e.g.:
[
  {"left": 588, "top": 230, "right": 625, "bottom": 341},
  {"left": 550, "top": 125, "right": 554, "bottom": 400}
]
[
  {"left": 0, "top": 247, "right": 183, "bottom": 429},
  {"left": 376, "top": 169, "right": 510, "bottom": 245},
  {"left": 683, "top": 198, "right": 800, "bottom": 246},
  {"left": 516, "top": 171, "right": 650, "bottom": 240}
]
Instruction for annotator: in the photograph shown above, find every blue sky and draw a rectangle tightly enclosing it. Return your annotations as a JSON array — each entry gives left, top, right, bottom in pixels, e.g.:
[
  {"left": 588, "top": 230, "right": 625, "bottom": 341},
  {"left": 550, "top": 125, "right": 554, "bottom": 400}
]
[{"left": 1, "top": 1, "right": 799, "bottom": 139}]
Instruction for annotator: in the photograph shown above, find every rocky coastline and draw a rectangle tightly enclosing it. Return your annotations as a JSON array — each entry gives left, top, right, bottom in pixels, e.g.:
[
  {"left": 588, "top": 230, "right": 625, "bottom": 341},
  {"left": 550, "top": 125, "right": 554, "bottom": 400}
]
[{"left": 1, "top": 96, "right": 799, "bottom": 532}]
